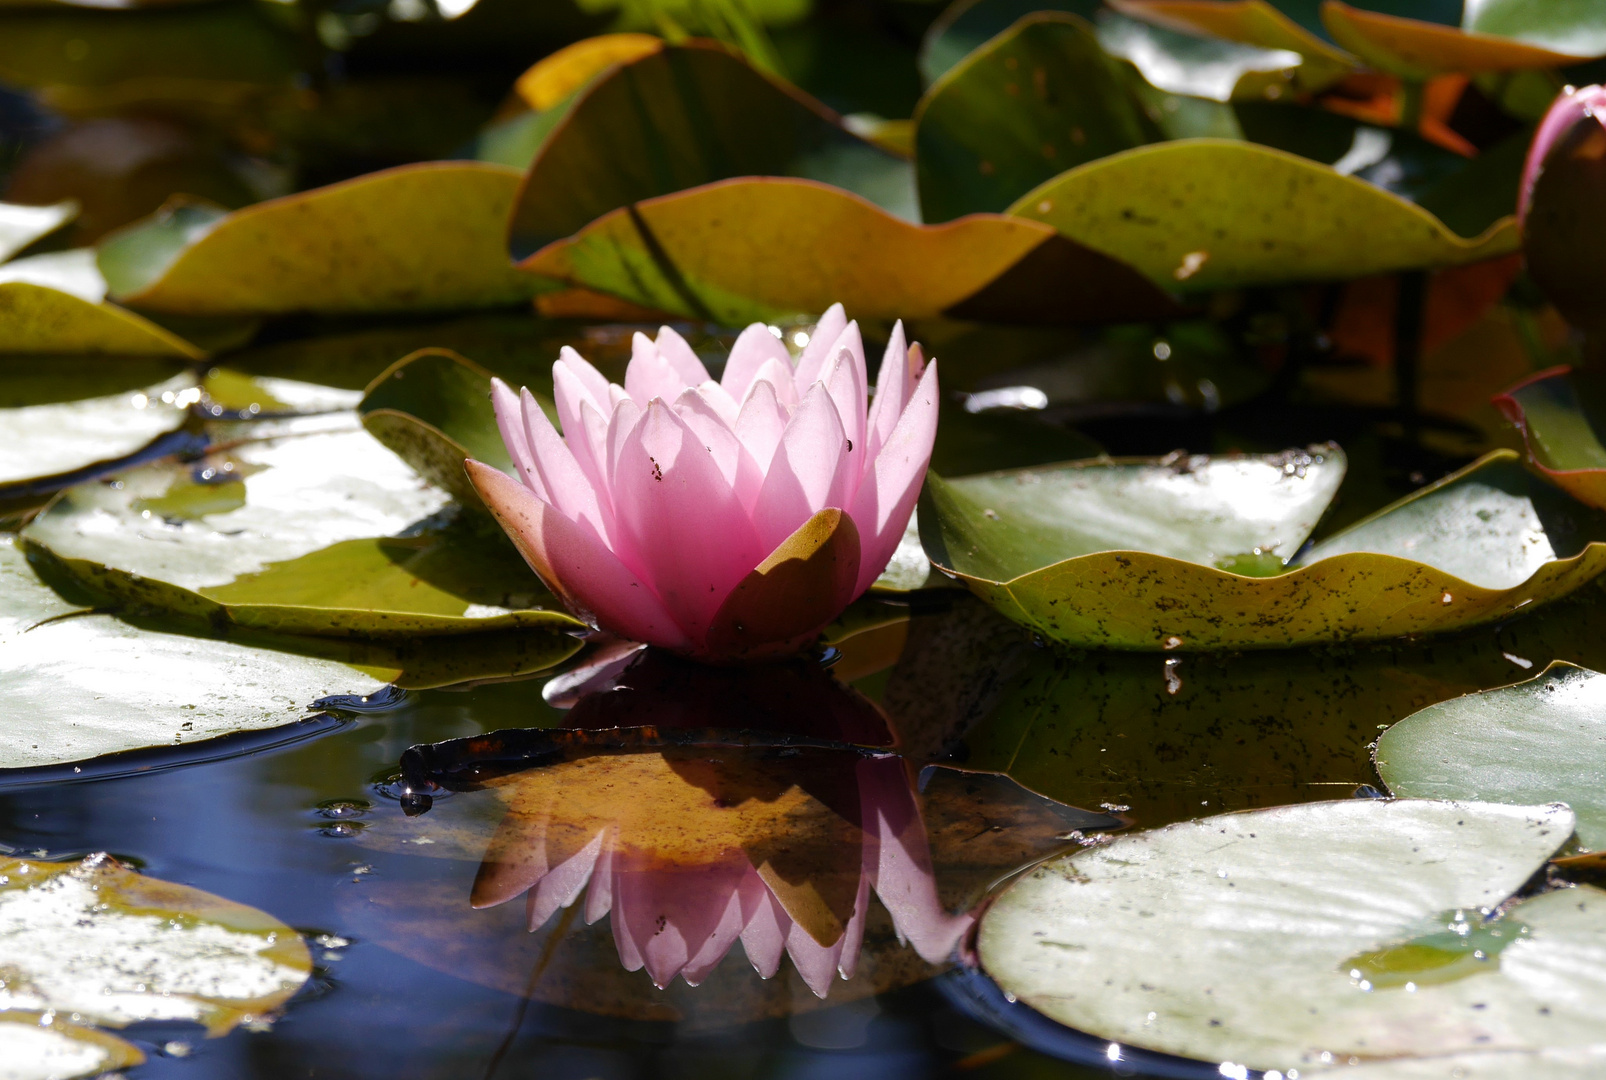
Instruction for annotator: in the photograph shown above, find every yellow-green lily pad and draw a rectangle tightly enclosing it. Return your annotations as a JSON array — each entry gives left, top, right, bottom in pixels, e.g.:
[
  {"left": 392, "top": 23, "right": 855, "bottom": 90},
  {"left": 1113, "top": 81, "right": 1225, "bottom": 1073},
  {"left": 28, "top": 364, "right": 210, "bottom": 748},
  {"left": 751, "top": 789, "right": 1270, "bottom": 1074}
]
[
  {"left": 0, "top": 851, "right": 310, "bottom": 1035},
  {"left": 97, "top": 165, "right": 545, "bottom": 317},
  {"left": 521, "top": 176, "right": 1178, "bottom": 325},
  {"left": 509, "top": 40, "right": 916, "bottom": 255},
  {"left": 20, "top": 419, "right": 585, "bottom": 640},
  {"left": 920, "top": 448, "right": 1606, "bottom": 650},
  {"left": 1008, "top": 139, "right": 1519, "bottom": 291},
  {"left": 1323, "top": 0, "right": 1606, "bottom": 79},
  {"left": 0, "top": 280, "right": 203, "bottom": 356},
  {"left": 1379, "top": 660, "right": 1606, "bottom": 851}
]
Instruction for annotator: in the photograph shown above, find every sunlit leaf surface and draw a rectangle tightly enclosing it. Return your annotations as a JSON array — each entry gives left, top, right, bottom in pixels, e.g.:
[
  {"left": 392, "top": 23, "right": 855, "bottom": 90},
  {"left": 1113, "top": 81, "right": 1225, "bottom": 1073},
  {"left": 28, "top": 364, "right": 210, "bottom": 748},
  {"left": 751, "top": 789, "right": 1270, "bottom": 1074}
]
[
  {"left": 923, "top": 449, "right": 1606, "bottom": 649},
  {"left": 1379, "top": 661, "right": 1606, "bottom": 850},
  {"left": 21, "top": 420, "right": 584, "bottom": 638},
  {"left": 0, "top": 1012, "right": 144, "bottom": 1080},
  {"left": 0, "top": 365, "right": 189, "bottom": 489},
  {"left": 979, "top": 800, "right": 1603, "bottom": 1074},
  {"left": 0, "top": 200, "right": 74, "bottom": 263},
  {"left": 0, "top": 852, "right": 311, "bottom": 1033}
]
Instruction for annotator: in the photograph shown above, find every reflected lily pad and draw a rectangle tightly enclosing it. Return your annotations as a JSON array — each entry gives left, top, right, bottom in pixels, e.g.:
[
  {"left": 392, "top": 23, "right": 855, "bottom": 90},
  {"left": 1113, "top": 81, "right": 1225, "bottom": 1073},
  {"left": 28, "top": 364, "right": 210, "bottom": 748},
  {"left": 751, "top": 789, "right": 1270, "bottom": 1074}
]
[
  {"left": 0, "top": 534, "right": 395, "bottom": 770},
  {"left": 978, "top": 799, "right": 1602, "bottom": 1075},
  {"left": 0, "top": 851, "right": 310, "bottom": 1034},
  {"left": 1009, "top": 140, "right": 1519, "bottom": 291},
  {"left": 0, "top": 1012, "right": 144, "bottom": 1079},
  {"left": 97, "top": 166, "right": 545, "bottom": 316},
  {"left": 1494, "top": 365, "right": 1606, "bottom": 510},
  {"left": 510, "top": 41, "right": 916, "bottom": 254},
  {"left": 522, "top": 176, "right": 1177, "bottom": 325},
  {"left": 0, "top": 371, "right": 192, "bottom": 492},
  {"left": 358, "top": 348, "right": 521, "bottom": 513},
  {"left": 922, "top": 448, "right": 1606, "bottom": 649},
  {"left": 1324, "top": 0, "right": 1606, "bottom": 79},
  {"left": 21, "top": 421, "right": 585, "bottom": 639},
  {"left": 1379, "top": 660, "right": 1606, "bottom": 850},
  {"left": 0, "top": 200, "right": 74, "bottom": 263}
]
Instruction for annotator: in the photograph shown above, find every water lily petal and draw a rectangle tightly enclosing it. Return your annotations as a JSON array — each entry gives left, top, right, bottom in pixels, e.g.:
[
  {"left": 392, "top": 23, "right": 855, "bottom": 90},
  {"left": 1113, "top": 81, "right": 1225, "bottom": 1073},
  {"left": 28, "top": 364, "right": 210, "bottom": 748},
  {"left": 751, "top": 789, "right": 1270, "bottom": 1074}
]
[
  {"left": 682, "top": 870, "right": 768, "bottom": 987},
  {"left": 866, "top": 322, "right": 908, "bottom": 462},
  {"left": 673, "top": 386, "right": 761, "bottom": 498},
  {"left": 520, "top": 387, "right": 609, "bottom": 540},
  {"left": 492, "top": 378, "right": 544, "bottom": 498},
  {"left": 747, "top": 355, "right": 800, "bottom": 412},
  {"left": 848, "top": 361, "right": 939, "bottom": 596},
  {"left": 611, "top": 858, "right": 750, "bottom": 988},
  {"left": 822, "top": 347, "right": 867, "bottom": 501},
  {"left": 583, "top": 829, "right": 617, "bottom": 925},
  {"left": 653, "top": 325, "right": 713, "bottom": 386},
  {"left": 750, "top": 383, "right": 855, "bottom": 554},
  {"left": 740, "top": 883, "right": 791, "bottom": 979},
  {"left": 723, "top": 323, "right": 793, "bottom": 401},
  {"left": 626, "top": 331, "right": 691, "bottom": 405},
  {"left": 733, "top": 377, "right": 789, "bottom": 484},
  {"left": 556, "top": 345, "right": 611, "bottom": 410},
  {"left": 466, "top": 460, "right": 689, "bottom": 649},
  {"left": 860, "top": 758, "right": 972, "bottom": 964},
  {"left": 611, "top": 401, "right": 768, "bottom": 642},
  {"left": 794, "top": 302, "right": 846, "bottom": 387},
  {"left": 553, "top": 358, "right": 609, "bottom": 491}
]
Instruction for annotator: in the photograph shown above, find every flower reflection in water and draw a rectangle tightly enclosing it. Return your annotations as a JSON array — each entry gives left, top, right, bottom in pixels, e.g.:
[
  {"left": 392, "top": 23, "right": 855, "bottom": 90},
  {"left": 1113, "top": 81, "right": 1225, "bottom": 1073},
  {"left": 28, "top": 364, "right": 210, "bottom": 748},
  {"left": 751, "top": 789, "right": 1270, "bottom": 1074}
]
[{"left": 406, "top": 650, "right": 974, "bottom": 999}]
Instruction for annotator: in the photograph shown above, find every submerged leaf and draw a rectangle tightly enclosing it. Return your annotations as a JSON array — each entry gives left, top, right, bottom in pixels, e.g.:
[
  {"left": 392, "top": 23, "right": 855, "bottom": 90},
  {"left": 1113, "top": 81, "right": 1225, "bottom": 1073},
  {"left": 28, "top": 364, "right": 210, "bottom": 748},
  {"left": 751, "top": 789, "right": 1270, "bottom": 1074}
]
[
  {"left": 98, "top": 165, "right": 544, "bottom": 316},
  {"left": 921, "top": 449, "right": 1606, "bottom": 649},
  {"left": 1379, "top": 661, "right": 1606, "bottom": 850},
  {"left": 0, "top": 852, "right": 310, "bottom": 1034},
  {"left": 979, "top": 800, "right": 1600, "bottom": 1074}
]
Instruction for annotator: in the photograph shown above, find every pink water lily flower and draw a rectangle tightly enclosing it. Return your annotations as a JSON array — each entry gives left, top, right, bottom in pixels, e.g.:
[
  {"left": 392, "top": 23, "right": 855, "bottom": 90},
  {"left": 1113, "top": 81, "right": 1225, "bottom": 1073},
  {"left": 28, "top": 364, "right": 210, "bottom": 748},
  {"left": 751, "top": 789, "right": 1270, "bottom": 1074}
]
[{"left": 467, "top": 304, "right": 939, "bottom": 662}]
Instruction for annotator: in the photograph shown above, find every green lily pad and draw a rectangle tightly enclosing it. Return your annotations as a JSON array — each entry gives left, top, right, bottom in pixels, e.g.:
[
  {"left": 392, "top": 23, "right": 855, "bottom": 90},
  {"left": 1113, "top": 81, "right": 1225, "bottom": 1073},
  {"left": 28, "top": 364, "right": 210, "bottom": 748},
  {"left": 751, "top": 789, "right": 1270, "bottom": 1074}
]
[
  {"left": 0, "top": 851, "right": 311, "bottom": 1034},
  {"left": 357, "top": 348, "right": 520, "bottom": 513},
  {"left": 936, "top": 584, "right": 1606, "bottom": 825},
  {"left": 978, "top": 800, "right": 1603, "bottom": 1075},
  {"left": 0, "top": 1012, "right": 144, "bottom": 1080},
  {"left": 509, "top": 40, "right": 915, "bottom": 255},
  {"left": 921, "top": 449, "right": 1606, "bottom": 650},
  {"left": 0, "top": 534, "right": 393, "bottom": 770},
  {"left": 1493, "top": 366, "right": 1606, "bottom": 512},
  {"left": 0, "top": 199, "right": 74, "bottom": 263},
  {"left": 0, "top": 369, "right": 191, "bottom": 490},
  {"left": 1323, "top": 0, "right": 1606, "bottom": 79},
  {"left": 20, "top": 419, "right": 584, "bottom": 639},
  {"left": 521, "top": 176, "right": 1178, "bottom": 325},
  {"left": 914, "top": 14, "right": 1158, "bottom": 223},
  {"left": 97, "top": 165, "right": 545, "bottom": 317},
  {"left": 1008, "top": 140, "right": 1519, "bottom": 292},
  {"left": 1379, "top": 660, "right": 1606, "bottom": 851}
]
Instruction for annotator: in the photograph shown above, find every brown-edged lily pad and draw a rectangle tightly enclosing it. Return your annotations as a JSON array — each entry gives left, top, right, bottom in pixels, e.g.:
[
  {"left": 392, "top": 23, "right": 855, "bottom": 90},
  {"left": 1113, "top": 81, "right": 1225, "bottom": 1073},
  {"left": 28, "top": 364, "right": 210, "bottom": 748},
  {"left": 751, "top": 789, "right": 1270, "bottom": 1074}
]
[
  {"left": 20, "top": 418, "right": 586, "bottom": 640},
  {"left": 1378, "top": 660, "right": 1606, "bottom": 851},
  {"left": 97, "top": 165, "right": 546, "bottom": 317},
  {"left": 1008, "top": 139, "right": 1519, "bottom": 291},
  {"left": 509, "top": 40, "right": 916, "bottom": 255},
  {"left": 521, "top": 176, "right": 1177, "bottom": 325},
  {"left": 1323, "top": 0, "right": 1606, "bottom": 79},
  {"left": 920, "top": 448, "right": 1606, "bottom": 649},
  {"left": 1494, "top": 365, "right": 1606, "bottom": 510}
]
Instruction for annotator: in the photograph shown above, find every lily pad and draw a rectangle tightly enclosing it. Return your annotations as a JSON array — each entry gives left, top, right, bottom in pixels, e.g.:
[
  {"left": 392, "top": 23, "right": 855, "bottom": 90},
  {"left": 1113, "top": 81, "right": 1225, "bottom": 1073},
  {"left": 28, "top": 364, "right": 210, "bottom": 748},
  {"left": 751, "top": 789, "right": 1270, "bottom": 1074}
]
[
  {"left": 914, "top": 14, "right": 1158, "bottom": 222},
  {"left": 0, "top": 200, "right": 74, "bottom": 263},
  {"left": 0, "top": 852, "right": 310, "bottom": 1034},
  {"left": 921, "top": 448, "right": 1606, "bottom": 649},
  {"left": 97, "top": 165, "right": 544, "bottom": 317},
  {"left": 521, "top": 176, "right": 1177, "bottom": 325},
  {"left": 978, "top": 799, "right": 1605, "bottom": 1075},
  {"left": 0, "top": 280, "right": 204, "bottom": 356},
  {"left": 0, "top": 533, "right": 397, "bottom": 770},
  {"left": 1493, "top": 366, "right": 1606, "bottom": 511},
  {"left": 1008, "top": 140, "right": 1519, "bottom": 291},
  {"left": 1323, "top": 0, "right": 1606, "bottom": 79},
  {"left": 509, "top": 41, "right": 916, "bottom": 255},
  {"left": 357, "top": 348, "right": 520, "bottom": 513},
  {"left": 1379, "top": 661, "right": 1606, "bottom": 851},
  {"left": 0, "top": 1012, "right": 144, "bottom": 1080},
  {"left": 0, "top": 369, "right": 191, "bottom": 492},
  {"left": 21, "top": 420, "right": 585, "bottom": 639}
]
